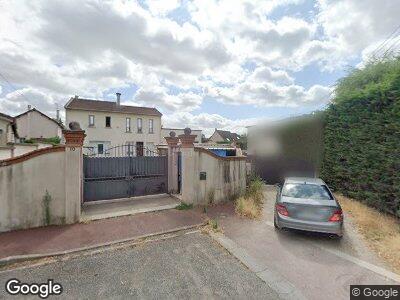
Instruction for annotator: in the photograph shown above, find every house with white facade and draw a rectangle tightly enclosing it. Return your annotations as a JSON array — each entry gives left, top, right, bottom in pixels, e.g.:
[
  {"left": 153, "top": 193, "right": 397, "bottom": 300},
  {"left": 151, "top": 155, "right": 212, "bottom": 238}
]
[
  {"left": 65, "top": 94, "right": 162, "bottom": 155},
  {"left": 0, "top": 112, "right": 17, "bottom": 146},
  {"left": 208, "top": 129, "right": 240, "bottom": 144},
  {"left": 14, "top": 108, "right": 64, "bottom": 142}
]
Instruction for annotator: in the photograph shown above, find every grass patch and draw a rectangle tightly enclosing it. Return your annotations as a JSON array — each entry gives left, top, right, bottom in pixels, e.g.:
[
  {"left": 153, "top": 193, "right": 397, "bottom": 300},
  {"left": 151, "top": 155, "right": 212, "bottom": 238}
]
[
  {"left": 336, "top": 194, "right": 400, "bottom": 274},
  {"left": 235, "top": 176, "right": 264, "bottom": 219},
  {"left": 202, "top": 218, "right": 222, "bottom": 234},
  {"left": 175, "top": 202, "right": 193, "bottom": 210}
]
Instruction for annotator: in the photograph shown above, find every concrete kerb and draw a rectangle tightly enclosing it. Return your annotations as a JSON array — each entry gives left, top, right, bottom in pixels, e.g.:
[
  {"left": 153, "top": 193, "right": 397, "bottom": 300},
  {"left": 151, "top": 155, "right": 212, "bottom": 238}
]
[
  {"left": 209, "top": 232, "right": 307, "bottom": 300},
  {"left": 0, "top": 222, "right": 206, "bottom": 268}
]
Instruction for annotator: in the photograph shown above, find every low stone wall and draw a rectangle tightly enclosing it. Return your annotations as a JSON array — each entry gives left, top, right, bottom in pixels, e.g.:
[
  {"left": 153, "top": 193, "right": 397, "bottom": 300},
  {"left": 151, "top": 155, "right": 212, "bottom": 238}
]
[
  {"left": 0, "top": 131, "right": 84, "bottom": 232},
  {"left": 181, "top": 147, "right": 246, "bottom": 205}
]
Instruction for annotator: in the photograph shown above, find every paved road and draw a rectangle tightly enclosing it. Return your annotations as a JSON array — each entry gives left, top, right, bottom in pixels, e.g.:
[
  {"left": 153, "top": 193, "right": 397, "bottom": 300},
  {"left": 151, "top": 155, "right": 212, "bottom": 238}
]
[
  {"left": 207, "top": 186, "right": 399, "bottom": 300},
  {"left": 0, "top": 232, "right": 279, "bottom": 299}
]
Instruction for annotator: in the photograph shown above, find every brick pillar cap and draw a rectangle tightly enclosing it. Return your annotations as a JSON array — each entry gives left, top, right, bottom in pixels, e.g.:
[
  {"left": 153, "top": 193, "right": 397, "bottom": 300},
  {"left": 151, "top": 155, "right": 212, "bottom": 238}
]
[
  {"left": 165, "top": 136, "right": 179, "bottom": 147},
  {"left": 178, "top": 127, "right": 196, "bottom": 148},
  {"left": 63, "top": 129, "right": 86, "bottom": 147}
]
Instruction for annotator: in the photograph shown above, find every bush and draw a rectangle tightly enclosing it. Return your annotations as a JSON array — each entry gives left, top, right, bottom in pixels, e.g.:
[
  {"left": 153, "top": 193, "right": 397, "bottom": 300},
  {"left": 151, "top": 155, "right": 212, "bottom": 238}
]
[
  {"left": 245, "top": 176, "right": 264, "bottom": 205},
  {"left": 321, "top": 57, "right": 400, "bottom": 217}
]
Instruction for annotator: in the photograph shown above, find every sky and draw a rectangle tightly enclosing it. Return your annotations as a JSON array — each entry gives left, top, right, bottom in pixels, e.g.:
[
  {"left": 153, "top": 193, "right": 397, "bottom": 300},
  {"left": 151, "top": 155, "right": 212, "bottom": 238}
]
[{"left": 0, "top": 0, "right": 399, "bottom": 136}]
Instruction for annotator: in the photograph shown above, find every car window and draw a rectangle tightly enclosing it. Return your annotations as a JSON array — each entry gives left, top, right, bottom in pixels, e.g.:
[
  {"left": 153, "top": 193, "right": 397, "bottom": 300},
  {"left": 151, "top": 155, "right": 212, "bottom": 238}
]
[{"left": 282, "top": 183, "right": 333, "bottom": 200}]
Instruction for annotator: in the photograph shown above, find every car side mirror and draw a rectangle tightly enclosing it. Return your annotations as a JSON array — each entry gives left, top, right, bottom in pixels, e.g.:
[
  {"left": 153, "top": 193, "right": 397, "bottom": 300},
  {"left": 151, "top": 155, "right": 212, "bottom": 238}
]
[{"left": 275, "top": 183, "right": 282, "bottom": 189}]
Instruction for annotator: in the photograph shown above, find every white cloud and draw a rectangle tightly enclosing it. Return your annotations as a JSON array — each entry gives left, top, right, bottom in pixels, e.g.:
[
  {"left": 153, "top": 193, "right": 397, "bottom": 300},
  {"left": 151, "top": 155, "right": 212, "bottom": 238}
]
[
  {"left": 1, "top": 0, "right": 398, "bottom": 131},
  {"left": 135, "top": 87, "right": 203, "bottom": 112},
  {"left": 0, "top": 88, "right": 58, "bottom": 117},
  {"left": 163, "top": 111, "right": 263, "bottom": 136},
  {"left": 146, "top": 0, "right": 181, "bottom": 16},
  {"left": 317, "top": 0, "right": 400, "bottom": 56}
]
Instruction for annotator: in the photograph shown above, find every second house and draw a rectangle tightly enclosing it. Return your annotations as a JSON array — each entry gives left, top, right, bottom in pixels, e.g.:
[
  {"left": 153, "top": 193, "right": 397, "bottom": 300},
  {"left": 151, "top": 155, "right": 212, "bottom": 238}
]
[{"left": 65, "top": 93, "right": 162, "bottom": 155}]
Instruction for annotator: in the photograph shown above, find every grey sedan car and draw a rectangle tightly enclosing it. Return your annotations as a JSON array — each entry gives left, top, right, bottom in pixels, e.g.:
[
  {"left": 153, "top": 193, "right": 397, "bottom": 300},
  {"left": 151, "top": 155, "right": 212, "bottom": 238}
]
[{"left": 274, "top": 177, "right": 343, "bottom": 237}]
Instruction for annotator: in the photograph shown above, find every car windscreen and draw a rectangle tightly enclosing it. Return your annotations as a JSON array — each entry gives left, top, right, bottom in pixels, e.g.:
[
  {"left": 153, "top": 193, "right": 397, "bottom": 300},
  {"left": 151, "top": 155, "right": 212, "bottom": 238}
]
[{"left": 282, "top": 183, "right": 333, "bottom": 200}]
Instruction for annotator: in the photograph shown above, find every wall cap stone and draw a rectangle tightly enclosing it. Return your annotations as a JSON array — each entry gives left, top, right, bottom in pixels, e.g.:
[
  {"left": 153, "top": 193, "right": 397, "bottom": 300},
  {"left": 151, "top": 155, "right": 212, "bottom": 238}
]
[
  {"left": 194, "top": 147, "right": 246, "bottom": 161},
  {"left": 0, "top": 146, "right": 66, "bottom": 167}
]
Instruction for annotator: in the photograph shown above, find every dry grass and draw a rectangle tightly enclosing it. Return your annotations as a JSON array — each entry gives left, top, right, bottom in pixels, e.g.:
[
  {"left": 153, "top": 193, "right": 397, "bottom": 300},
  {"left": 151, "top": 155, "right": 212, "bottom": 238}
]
[
  {"left": 235, "top": 196, "right": 262, "bottom": 219},
  {"left": 235, "top": 177, "right": 264, "bottom": 219},
  {"left": 336, "top": 194, "right": 400, "bottom": 274}
]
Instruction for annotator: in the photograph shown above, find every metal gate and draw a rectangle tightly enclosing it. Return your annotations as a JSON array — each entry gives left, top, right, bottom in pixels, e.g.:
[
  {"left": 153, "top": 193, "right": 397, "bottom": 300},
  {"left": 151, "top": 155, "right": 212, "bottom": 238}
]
[{"left": 83, "top": 145, "right": 168, "bottom": 202}]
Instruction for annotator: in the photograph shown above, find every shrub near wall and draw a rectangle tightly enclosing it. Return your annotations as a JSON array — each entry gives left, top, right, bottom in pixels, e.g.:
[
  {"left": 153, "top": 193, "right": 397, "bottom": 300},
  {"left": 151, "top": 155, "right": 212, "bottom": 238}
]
[{"left": 321, "top": 57, "right": 400, "bottom": 217}]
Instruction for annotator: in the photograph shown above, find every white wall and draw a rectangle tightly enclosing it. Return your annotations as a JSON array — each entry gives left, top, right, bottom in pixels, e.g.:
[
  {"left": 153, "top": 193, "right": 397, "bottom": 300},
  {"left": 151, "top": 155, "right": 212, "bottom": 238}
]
[
  {"left": 208, "top": 131, "right": 225, "bottom": 143},
  {"left": 0, "top": 145, "right": 82, "bottom": 232},
  {"left": 181, "top": 148, "right": 246, "bottom": 205},
  {"left": 0, "top": 148, "right": 12, "bottom": 160},
  {"left": 0, "top": 118, "right": 9, "bottom": 146},
  {"left": 0, "top": 143, "right": 53, "bottom": 160},
  {"left": 16, "top": 110, "right": 62, "bottom": 140},
  {"left": 66, "top": 109, "right": 162, "bottom": 150}
]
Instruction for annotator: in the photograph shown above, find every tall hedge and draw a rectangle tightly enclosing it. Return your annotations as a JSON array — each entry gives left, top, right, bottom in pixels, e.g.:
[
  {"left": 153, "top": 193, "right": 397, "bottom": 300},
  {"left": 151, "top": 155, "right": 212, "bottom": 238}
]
[{"left": 321, "top": 58, "right": 400, "bottom": 217}]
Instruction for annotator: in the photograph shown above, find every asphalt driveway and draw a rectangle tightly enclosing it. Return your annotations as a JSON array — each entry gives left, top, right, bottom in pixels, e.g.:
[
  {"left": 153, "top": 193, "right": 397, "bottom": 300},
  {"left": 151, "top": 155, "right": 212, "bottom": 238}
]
[
  {"left": 0, "top": 231, "right": 279, "bottom": 299},
  {"left": 207, "top": 185, "right": 400, "bottom": 300}
]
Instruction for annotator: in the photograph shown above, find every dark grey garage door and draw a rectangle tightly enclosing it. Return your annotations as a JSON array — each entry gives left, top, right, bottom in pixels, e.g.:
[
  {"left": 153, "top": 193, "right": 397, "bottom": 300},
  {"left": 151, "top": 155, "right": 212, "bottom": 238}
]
[{"left": 83, "top": 145, "right": 168, "bottom": 202}]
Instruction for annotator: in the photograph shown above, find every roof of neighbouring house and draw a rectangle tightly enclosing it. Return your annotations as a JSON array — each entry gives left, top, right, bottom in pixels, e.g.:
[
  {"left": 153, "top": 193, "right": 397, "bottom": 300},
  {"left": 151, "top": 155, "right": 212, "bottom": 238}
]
[
  {"left": 15, "top": 108, "right": 64, "bottom": 129},
  {"left": 65, "top": 97, "right": 162, "bottom": 117},
  {"left": 214, "top": 129, "right": 240, "bottom": 142},
  {"left": 0, "top": 112, "right": 14, "bottom": 122}
]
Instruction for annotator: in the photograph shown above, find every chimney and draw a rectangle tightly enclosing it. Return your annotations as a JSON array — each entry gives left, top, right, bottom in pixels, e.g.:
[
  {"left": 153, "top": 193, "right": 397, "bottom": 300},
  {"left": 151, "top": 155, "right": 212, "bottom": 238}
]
[
  {"left": 116, "top": 92, "right": 121, "bottom": 106},
  {"left": 56, "top": 109, "right": 60, "bottom": 121},
  {"left": 27, "top": 104, "right": 32, "bottom": 110}
]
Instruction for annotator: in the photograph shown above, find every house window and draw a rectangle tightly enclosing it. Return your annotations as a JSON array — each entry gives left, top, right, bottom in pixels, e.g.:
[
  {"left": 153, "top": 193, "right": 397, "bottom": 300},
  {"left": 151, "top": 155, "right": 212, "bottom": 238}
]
[
  {"left": 126, "top": 117, "right": 131, "bottom": 132},
  {"left": 149, "top": 119, "right": 154, "bottom": 134},
  {"left": 89, "top": 115, "right": 95, "bottom": 127},
  {"left": 137, "top": 118, "right": 142, "bottom": 133},
  {"left": 98, "top": 143, "right": 104, "bottom": 154},
  {"left": 105, "top": 116, "right": 111, "bottom": 128}
]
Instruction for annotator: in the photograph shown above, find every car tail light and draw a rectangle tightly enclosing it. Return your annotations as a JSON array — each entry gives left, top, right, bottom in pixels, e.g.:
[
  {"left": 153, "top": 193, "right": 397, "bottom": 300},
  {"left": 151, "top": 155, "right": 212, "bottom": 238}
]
[
  {"left": 276, "top": 204, "right": 289, "bottom": 216},
  {"left": 329, "top": 209, "right": 343, "bottom": 222}
]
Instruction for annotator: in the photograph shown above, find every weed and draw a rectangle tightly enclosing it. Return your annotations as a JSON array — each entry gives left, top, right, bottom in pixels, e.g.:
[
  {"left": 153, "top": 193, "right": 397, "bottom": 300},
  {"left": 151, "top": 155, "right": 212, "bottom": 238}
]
[
  {"left": 43, "top": 190, "right": 52, "bottom": 225},
  {"left": 235, "top": 176, "right": 264, "bottom": 218},
  {"left": 207, "top": 189, "right": 215, "bottom": 205},
  {"left": 175, "top": 202, "right": 193, "bottom": 210},
  {"left": 202, "top": 218, "right": 222, "bottom": 234}
]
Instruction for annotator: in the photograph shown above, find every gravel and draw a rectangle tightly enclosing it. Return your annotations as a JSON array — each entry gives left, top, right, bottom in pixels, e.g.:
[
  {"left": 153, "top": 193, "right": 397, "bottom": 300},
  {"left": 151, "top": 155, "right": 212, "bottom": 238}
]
[{"left": 0, "top": 232, "right": 279, "bottom": 299}]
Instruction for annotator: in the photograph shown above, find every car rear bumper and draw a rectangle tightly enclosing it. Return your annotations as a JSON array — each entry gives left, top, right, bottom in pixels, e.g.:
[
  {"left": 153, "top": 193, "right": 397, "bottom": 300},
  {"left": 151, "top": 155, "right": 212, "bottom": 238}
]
[{"left": 276, "top": 214, "right": 343, "bottom": 236}]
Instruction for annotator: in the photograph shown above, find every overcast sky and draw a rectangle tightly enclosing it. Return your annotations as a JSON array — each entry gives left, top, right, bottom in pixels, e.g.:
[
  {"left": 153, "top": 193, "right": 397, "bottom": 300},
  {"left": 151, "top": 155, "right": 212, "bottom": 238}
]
[{"left": 0, "top": 0, "right": 399, "bottom": 136}]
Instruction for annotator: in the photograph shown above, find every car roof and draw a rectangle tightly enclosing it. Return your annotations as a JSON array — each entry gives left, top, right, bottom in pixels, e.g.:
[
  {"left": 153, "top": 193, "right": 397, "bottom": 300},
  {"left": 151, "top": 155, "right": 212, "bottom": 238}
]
[{"left": 284, "top": 177, "right": 326, "bottom": 185}]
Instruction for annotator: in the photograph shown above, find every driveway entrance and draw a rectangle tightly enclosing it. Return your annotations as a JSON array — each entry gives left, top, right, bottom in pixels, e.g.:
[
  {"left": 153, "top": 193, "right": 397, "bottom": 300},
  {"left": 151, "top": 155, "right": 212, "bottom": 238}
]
[{"left": 83, "top": 145, "right": 168, "bottom": 202}]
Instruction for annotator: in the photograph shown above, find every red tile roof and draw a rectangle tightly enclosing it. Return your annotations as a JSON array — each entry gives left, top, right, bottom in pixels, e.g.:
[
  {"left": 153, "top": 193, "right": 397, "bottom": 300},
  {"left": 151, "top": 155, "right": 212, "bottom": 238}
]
[{"left": 65, "top": 97, "right": 162, "bottom": 116}]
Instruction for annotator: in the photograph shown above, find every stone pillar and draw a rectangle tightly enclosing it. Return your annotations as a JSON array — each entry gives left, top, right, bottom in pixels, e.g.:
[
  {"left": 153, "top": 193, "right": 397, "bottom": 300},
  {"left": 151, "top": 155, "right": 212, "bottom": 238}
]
[
  {"left": 62, "top": 123, "right": 86, "bottom": 224},
  {"left": 165, "top": 131, "right": 179, "bottom": 194},
  {"left": 178, "top": 128, "right": 197, "bottom": 204}
]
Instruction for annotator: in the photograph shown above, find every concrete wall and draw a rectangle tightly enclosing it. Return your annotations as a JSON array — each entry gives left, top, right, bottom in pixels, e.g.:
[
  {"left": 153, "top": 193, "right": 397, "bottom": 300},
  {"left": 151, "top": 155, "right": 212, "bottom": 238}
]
[
  {"left": 0, "top": 142, "right": 82, "bottom": 232},
  {"left": 0, "top": 118, "right": 9, "bottom": 146},
  {"left": 0, "top": 147, "right": 12, "bottom": 160},
  {"left": 66, "top": 109, "right": 162, "bottom": 149},
  {"left": 0, "top": 143, "right": 53, "bottom": 160},
  {"left": 181, "top": 147, "right": 246, "bottom": 205},
  {"left": 16, "top": 110, "right": 62, "bottom": 140}
]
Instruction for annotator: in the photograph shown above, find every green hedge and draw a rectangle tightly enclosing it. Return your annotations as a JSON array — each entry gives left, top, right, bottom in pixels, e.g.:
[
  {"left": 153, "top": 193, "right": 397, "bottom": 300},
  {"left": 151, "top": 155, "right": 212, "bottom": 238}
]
[{"left": 321, "top": 57, "right": 400, "bottom": 217}]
